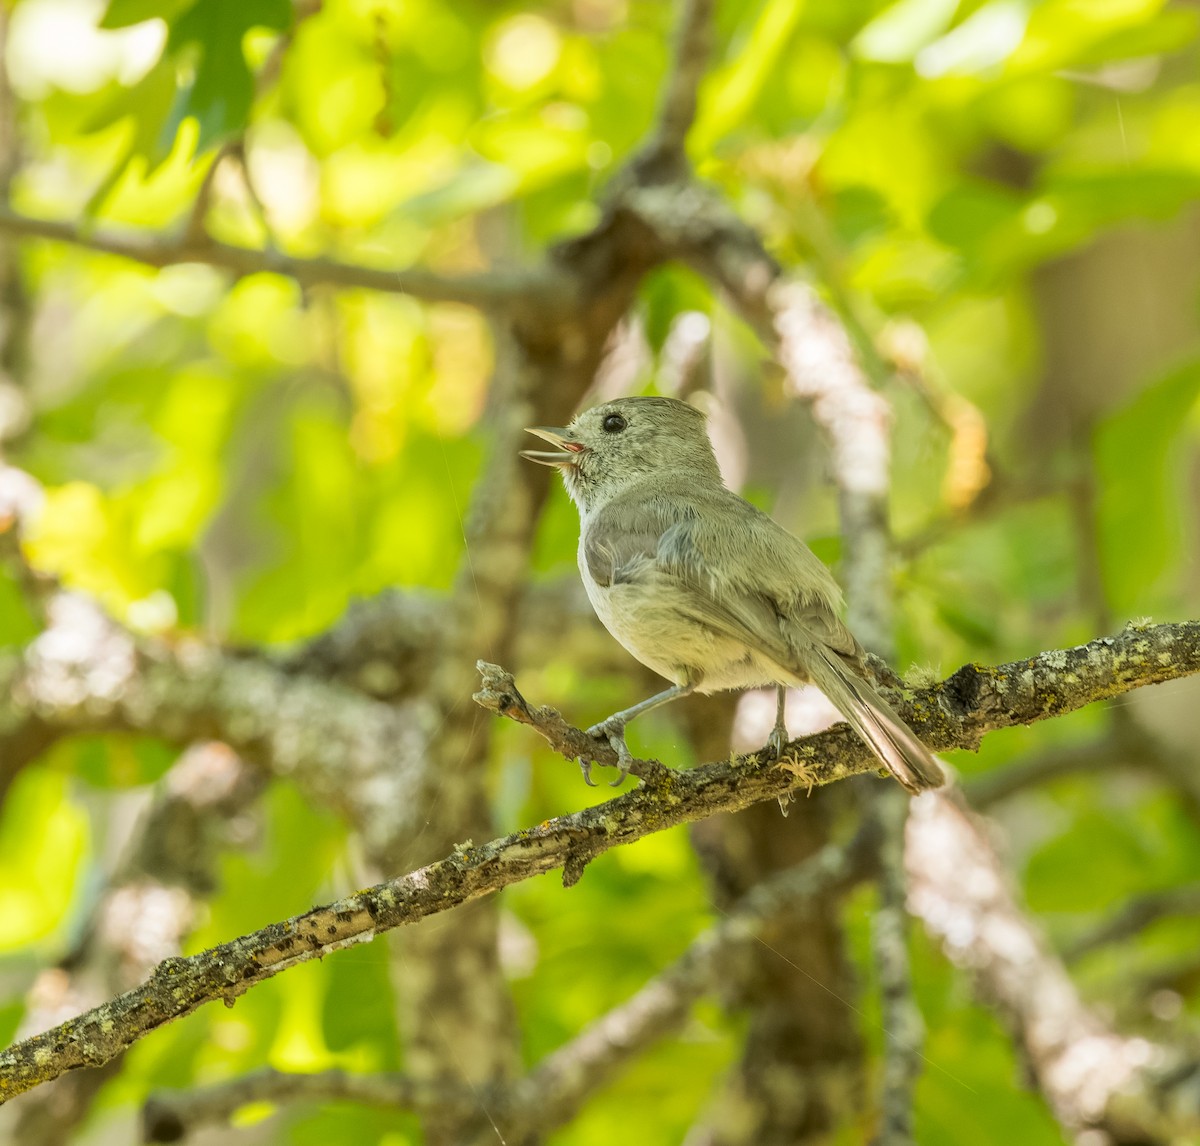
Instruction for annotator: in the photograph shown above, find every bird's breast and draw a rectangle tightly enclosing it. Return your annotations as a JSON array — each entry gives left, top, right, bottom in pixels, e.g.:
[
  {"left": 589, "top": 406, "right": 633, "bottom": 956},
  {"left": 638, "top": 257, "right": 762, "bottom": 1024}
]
[{"left": 576, "top": 547, "right": 784, "bottom": 692}]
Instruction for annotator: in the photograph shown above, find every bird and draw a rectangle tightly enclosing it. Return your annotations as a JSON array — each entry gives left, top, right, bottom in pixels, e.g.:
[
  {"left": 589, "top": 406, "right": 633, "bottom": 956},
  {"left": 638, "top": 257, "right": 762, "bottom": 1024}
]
[{"left": 520, "top": 395, "right": 944, "bottom": 795}]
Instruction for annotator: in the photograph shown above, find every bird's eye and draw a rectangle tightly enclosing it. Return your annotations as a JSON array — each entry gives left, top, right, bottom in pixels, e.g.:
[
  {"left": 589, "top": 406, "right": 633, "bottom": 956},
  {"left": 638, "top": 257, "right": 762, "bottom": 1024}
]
[{"left": 602, "top": 413, "right": 627, "bottom": 433}]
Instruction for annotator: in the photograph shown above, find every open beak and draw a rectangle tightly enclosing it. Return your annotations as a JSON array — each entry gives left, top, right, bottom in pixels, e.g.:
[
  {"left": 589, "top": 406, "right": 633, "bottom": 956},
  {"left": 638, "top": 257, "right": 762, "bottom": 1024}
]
[{"left": 520, "top": 426, "right": 586, "bottom": 467}]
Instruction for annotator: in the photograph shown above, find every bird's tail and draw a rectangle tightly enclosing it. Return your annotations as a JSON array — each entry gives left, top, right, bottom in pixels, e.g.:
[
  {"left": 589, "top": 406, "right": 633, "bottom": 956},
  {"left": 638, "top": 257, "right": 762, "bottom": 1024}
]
[{"left": 800, "top": 649, "right": 944, "bottom": 795}]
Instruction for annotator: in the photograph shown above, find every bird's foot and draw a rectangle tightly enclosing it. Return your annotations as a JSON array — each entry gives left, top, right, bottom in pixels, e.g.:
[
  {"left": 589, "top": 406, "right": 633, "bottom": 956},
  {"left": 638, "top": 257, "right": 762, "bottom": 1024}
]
[
  {"left": 767, "top": 719, "right": 793, "bottom": 815},
  {"left": 766, "top": 721, "right": 790, "bottom": 759},
  {"left": 585, "top": 716, "right": 635, "bottom": 787}
]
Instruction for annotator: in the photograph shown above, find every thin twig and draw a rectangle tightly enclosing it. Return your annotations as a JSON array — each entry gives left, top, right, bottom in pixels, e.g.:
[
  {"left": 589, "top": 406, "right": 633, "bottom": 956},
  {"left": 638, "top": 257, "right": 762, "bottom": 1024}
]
[
  {"left": 0, "top": 204, "right": 567, "bottom": 311},
  {"left": 647, "top": 0, "right": 715, "bottom": 164},
  {"left": 474, "top": 661, "right": 672, "bottom": 785},
  {"left": 964, "top": 738, "right": 1130, "bottom": 808},
  {"left": 181, "top": 143, "right": 231, "bottom": 246},
  {"left": 1066, "top": 885, "right": 1200, "bottom": 963},
  {"left": 142, "top": 1069, "right": 483, "bottom": 1142}
]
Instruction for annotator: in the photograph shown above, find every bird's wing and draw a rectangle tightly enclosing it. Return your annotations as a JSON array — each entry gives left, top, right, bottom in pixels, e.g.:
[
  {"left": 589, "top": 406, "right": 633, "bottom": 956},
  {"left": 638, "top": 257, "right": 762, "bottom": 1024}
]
[
  {"left": 584, "top": 487, "right": 943, "bottom": 792},
  {"left": 584, "top": 488, "right": 858, "bottom": 669},
  {"left": 581, "top": 508, "right": 664, "bottom": 589}
]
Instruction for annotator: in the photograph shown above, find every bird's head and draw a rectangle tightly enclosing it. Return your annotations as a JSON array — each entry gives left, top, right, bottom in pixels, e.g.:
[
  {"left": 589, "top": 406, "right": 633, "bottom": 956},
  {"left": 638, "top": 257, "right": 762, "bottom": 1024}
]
[{"left": 521, "top": 396, "right": 722, "bottom": 513}]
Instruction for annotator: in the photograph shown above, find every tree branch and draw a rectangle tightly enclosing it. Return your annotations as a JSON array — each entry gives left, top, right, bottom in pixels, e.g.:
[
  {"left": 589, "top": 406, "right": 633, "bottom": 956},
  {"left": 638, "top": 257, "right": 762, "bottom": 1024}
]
[
  {"left": 278, "top": 578, "right": 620, "bottom": 701},
  {"left": 0, "top": 205, "right": 567, "bottom": 313},
  {"left": 869, "top": 790, "right": 923, "bottom": 1146},
  {"left": 142, "top": 1068, "right": 481, "bottom": 1142},
  {"left": 6, "top": 743, "right": 262, "bottom": 1145},
  {"left": 1065, "top": 884, "right": 1200, "bottom": 963},
  {"left": 962, "top": 737, "right": 1127, "bottom": 808},
  {"left": 474, "top": 660, "right": 672, "bottom": 787},
  {"left": 645, "top": 0, "right": 715, "bottom": 166},
  {"left": 0, "top": 592, "right": 438, "bottom": 855},
  {"left": 480, "top": 621, "right": 1200, "bottom": 783},
  {"left": 770, "top": 255, "right": 923, "bottom": 1142},
  {"left": 141, "top": 835, "right": 865, "bottom": 1141},
  {"left": 2, "top": 621, "right": 1199, "bottom": 1102},
  {"left": 906, "top": 789, "right": 1200, "bottom": 1139}
]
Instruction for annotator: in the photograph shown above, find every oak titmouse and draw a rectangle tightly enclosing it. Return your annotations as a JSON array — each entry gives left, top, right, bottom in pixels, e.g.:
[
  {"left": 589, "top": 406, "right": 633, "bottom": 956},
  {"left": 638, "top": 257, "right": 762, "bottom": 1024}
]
[{"left": 521, "top": 396, "right": 944, "bottom": 794}]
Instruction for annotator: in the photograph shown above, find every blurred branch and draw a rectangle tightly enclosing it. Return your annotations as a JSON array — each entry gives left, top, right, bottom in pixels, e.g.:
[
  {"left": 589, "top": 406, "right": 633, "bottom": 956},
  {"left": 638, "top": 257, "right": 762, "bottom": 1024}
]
[
  {"left": 907, "top": 790, "right": 1200, "bottom": 1139},
  {"left": 142, "top": 1069, "right": 480, "bottom": 1142},
  {"left": 963, "top": 737, "right": 1130, "bottom": 808},
  {"left": 0, "top": 589, "right": 439, "bottom": 856},
  {"left": 4, "top": 622, "right": 1200, "bottom": 1101},
  {"left": 0, "top": 465, "right": 53, "bottom": 620},
  {"left": 7, "top": 744, "right": 262, "bottom": 1146},
  {"left": 775, "top": 279, "right": 894, "bottom": 654},
  {"left": 141, "top": 836, "right": 864, "bottom": 1141},
  {"left": 964, "top": 720, "right": 1191, "bottom": 815},
  {"left": 772, "top": 254, "right": 923, "bottom": 1139},
  {"left": 457, "top": 830, "right": 866, "bottom": 1133},
  {"left": 373, "top": 4, "right": 729, "bottom": 1118},
  {"left": 278, "top": 578, "right": 622, "bottom": 701},
  {"left": 1132, "top": 955, "right": 1200, "bottom": 1004},
  {"left": 870, "top": 791, "right": 922, "bottom": 1146},
  {"left": 894, "top": 473, "right": 1052, "bottom": 560},
  {"left": 0, "top": 204, "right": 568, "bottom": 312},
  {"left": 2, "top": 613, "right": 1198, "bottom": 827},
  {"left": 181, "top": 142, "right": 233, "bottom": 247},
  {"left": 642, "top": 0, "right": 714, "bottom": 169},
  {"left": 1066, "top": 884, "right": 1200, "bottom": 963},
  {"left": 659, "top": 310, "right": 712, "bottom": 397}
]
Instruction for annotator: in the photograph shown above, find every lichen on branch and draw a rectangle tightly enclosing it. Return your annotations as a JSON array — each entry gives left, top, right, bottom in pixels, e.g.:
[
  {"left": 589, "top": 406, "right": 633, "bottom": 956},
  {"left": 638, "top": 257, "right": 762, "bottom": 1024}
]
[{"left": 4, "top": 620, "right": 1199, "bottom": 1103}]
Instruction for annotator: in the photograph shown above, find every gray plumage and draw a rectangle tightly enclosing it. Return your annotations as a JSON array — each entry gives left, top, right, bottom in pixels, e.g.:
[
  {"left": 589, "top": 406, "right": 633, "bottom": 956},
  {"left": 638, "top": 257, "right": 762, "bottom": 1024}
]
[{"left": 521, "top": 396, "right": 943, "bottom": 794}]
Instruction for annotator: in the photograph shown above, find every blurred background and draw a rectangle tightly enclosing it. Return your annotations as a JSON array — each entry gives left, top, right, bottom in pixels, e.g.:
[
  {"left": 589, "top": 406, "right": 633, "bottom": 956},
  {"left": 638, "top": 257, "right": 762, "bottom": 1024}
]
[{"left": 2, "top": 0, "right": 1200, "bottom": 1143}]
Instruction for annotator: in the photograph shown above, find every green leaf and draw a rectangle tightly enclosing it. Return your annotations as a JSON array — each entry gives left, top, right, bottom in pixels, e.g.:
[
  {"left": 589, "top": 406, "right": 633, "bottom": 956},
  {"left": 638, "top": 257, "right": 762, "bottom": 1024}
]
[
  {"left": 1026, "top": 808, "right": 1148, "bottom": 912},
  {"left": 927, "top": 181, "right": 1022, "bottom": 250},
  {"left": 167, "top": 0, "right": 293, "bottom": 150},
  {"left": 322, "top": 940, "right": 399, "bottom": 1062},
  {"left": 638, "top": 265, "right": 713, "bottom": 353},
  {"left": 0, "top": 767, "right": 88, "bottom": 951},
  {"left": 1094, "top": 361, "right": 1200, "bottom": 614},
  {"left": 935, "top": 601, "right": 1000, "bottom": 650},
  {"left": 0, "top": 1000, "right": 23, "bottom": 1049},
  {"left": 100, "top": 0, "right": 197, "bottom": 30},
  {"left": 1074, "top": 8, "right": 1200, "bottom": 68},
  {"left": 83, "top": 57, "right": 181, "bottom": 171},
  {"left": 68, "top": 735, "right": 176, "bottom": 789},
  {"left": 0, "top": 568, "right": 39, "bottom": 648},
  {"left": 1047, "top": 169, "right": 1200, "bottom": 232}
]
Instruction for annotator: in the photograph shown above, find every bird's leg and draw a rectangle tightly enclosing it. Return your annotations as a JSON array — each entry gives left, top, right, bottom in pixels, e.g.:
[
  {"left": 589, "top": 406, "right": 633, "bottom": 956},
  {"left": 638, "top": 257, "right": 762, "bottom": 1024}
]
[
  {"left": 769, "top": 685, "right": 794, "bottom": 817},
  {"left": 768, "top": 685, "right": 789, "bottom": 756},
  {"left": 586, "top": 683, "right": 695, "bottom": 786}
]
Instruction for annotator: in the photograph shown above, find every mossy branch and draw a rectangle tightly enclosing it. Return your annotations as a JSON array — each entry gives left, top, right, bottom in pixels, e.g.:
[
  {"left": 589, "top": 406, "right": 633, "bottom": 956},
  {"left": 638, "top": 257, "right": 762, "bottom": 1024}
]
[{"left": 2, "top": 620, "right": 1198, "bottom": 1103}]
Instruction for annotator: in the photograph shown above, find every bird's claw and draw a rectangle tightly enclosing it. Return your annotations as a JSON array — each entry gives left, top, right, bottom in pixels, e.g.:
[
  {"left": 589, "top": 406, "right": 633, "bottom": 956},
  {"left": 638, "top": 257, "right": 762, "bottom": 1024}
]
[
  {"left": 585, "top": 717, "right": 634, "bottom": 787},
  {"left": 766, "top": 722, "right": 789, "bottom": 759},
  {"left": 767, "top": 722, "right": 793, "bottom": 814}
]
